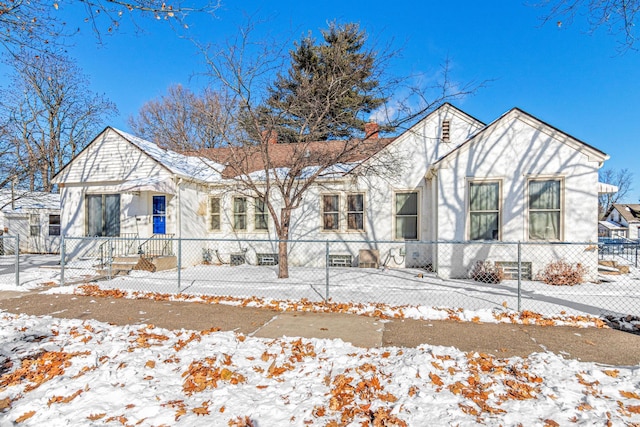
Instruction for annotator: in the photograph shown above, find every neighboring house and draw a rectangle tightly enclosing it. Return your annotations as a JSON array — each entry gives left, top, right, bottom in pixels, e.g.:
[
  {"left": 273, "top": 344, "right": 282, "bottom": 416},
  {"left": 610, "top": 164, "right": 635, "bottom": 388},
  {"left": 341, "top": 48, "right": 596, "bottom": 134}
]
[
  {"left": 0, "top": 190, "right": 61, "bottom": 254},
  {"left": 602, "top": 204, "right": 640, "bottom": 240},
  {"left": 51, "top": 104, "right": 611, "bottom": 278}
]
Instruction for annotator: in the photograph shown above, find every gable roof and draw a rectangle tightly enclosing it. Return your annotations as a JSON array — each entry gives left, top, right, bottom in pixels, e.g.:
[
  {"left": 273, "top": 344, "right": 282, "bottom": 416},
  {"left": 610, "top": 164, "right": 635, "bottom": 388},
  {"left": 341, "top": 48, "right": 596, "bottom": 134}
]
[
  {"left": 0, "top": 189, "right": 60, "bottom": 212},
  {"left": 612, "top": 204, "right": 640, "bottom": 223},
  {"left": 52, "top": 127, "right": 223, "bottom": 184},
  {"left": 431, "top": 107, "right": 609, "bottom": 169},
  {"left": 110, "top": 128, "right": 223, "bottom": 182}
]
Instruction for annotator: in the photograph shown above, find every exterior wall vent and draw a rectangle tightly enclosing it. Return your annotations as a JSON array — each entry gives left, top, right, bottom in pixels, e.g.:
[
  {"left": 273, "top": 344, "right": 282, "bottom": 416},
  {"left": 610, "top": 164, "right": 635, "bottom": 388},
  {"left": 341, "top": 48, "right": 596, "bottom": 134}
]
[{"left": 442, "top": 120, "right": 450, "bottom": 142}]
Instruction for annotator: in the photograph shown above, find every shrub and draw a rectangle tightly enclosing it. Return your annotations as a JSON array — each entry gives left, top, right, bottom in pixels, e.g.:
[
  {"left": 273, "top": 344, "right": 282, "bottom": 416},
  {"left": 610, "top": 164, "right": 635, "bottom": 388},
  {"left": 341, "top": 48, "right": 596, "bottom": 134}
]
[
  {"left": 537, "top": 260, "right": 586, "bottom": 286},
  {"left": 470, "top": 261, "right": 504, "bottom": 284}
]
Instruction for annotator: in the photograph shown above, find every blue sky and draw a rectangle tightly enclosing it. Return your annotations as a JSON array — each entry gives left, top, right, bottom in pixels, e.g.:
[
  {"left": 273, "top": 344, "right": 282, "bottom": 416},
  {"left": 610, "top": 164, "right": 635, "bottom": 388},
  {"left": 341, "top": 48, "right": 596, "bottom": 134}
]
[{"left": 6, "top": 1, "right": 640, "bottom": 201}]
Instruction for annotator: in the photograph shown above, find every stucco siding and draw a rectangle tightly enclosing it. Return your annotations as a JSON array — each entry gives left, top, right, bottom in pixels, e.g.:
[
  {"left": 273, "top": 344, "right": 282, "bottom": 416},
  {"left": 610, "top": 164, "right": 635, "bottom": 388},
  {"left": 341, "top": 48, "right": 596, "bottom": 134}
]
[{"left": 434, "top": 115, "right": 600, "bottom": 278}]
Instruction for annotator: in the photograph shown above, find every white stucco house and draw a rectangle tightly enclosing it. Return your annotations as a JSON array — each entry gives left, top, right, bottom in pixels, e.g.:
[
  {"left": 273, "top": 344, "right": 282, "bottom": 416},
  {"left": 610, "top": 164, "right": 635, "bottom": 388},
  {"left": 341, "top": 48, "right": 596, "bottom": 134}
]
[
  {"left": 601, "top": 204, "right": 640, "bottom": 240},
  {"left": 51, "top": 104, "right": 611, "bottom": 278},
  {"left": 0, "top": 190, "right": 61, "bottom": 254}
]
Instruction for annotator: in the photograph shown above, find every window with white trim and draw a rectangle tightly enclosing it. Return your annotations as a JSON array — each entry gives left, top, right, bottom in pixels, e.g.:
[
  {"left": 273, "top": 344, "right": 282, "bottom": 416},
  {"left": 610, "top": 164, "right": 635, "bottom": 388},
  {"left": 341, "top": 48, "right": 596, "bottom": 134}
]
[
  {"left": 347, "top": 194, "right": 364, "bottom": 231},
  {"left": 322, "top": 195, "right": 339, "bottom": 231},
  {"left": 255, "top": 198, "right": 268, "bottom": 231},
  {"left": 209, "top": 197, "right": 221, "bottom": 231},
  {"left": 86, "top": 194, "right": 120, "bottom": 237},
  {"left": 469, "top": 181, "right": 500, "bottom": 240},
  {"left": 395, "top": 192, "right": 418, "bottom": 240},
  {"left": 529, "top": 179, "right": 562, "bottom": 240},
  {"left": 49, "top": 214, "right": 61, "bottom": 236},
  {"left": 233, "top": 197, "right": 247, "bottom": 231},
  {"left": 29, "top": 214, "right": 40, "bottom": 237}
]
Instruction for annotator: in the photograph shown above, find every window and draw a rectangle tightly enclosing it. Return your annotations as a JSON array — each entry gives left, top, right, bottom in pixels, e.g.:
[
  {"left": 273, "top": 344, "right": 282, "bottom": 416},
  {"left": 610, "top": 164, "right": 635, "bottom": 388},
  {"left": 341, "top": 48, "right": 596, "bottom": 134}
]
[
  {"left": 529, "top": 179, "right": 562, "bottom": 240},
  {"left": 49, "top": 214, "right": 61, "bottom": 236},
  {"left": 322, "top": 195, "right": 339, "bottom": 230},
  {"left": 209, "top": 197, "right": 221, "bottom": 231},
  {"left": 29, "top": 214, "right": 40, "bottom": 237},
  {"left": 255, "top": 198, "right": 268, "bottom": 231},
  {"left": 469, "top": 181, "right": 500, "bottom": 240},
  {"left": 233, "top": 197, "right": 247, "bottom": 231},
  {"left": 347, "top": 194, "right": 364, "bottom": 231},
  {"left": 395, "top": 192, "right": 418, "bottom": 240},
  {"left": 86, "top": 194, "right": 120, "bottom": 237}
]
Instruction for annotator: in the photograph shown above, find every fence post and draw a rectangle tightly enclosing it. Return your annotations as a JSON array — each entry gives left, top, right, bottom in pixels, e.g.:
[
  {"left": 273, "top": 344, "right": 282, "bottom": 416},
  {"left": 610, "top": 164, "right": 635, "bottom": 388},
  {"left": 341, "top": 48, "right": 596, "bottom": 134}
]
[
  {"left": 15, "top": 235, "right": 19, "bottom": 287},
  {"left": 60, "top": 236, "right": 65, "bottom": 286},
  {"left": 517, "top": 241, "right": 522, "bottom": 313},
  {"left": 325, "top": 241, "right": 330, "bottom": 302},
  {"left": 177, "top": 237, "right": 182, "bottom": 293}
]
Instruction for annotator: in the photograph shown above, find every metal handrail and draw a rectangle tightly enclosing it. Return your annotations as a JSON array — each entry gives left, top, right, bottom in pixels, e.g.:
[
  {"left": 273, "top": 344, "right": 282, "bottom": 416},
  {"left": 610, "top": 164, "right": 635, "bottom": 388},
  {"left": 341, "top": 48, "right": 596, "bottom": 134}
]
[{"left": 138, "top": 234, "right": 175, "bottom": 257}]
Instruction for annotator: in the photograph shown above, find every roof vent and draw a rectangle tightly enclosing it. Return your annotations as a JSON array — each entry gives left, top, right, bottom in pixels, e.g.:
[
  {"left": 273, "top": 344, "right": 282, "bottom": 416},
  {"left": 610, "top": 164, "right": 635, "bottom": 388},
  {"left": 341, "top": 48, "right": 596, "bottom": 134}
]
[{"left": 441, "top": 120, "right": 450, "bottom": 142}]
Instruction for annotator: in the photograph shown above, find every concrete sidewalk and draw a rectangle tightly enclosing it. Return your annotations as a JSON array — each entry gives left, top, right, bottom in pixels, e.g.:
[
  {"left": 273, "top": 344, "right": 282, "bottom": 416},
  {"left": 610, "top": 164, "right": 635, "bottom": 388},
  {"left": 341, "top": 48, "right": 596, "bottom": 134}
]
[{"left": 0, "top": 291, "right": 638, "bottom": 366}]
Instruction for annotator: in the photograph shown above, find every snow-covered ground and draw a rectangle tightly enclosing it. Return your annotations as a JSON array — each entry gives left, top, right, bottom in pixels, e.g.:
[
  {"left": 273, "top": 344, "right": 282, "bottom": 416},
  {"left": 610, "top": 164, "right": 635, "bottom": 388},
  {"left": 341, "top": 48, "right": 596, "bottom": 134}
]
[
  {"left": 4, "top": 254, "right": 639, "bottom": 319},
  {"left": 0, "top": 312, "right": 639, "bottom": 426},
  {"left": 1, "top": 256, "right": 640, "bottom": 425}
]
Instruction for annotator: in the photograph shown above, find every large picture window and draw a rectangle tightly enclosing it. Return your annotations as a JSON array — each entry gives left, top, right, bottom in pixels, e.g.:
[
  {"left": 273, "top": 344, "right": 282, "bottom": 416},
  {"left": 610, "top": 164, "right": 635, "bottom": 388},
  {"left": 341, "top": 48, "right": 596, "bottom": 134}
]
[
  {"left": 469, "top": 181, "right": 500, "bottom": 240},
  {"left": 529, "top": 179, "right": 562, "bottom": 240},
  {"left": 347, "top": 194, "right": 364, "bottom": 231},
  {"left": 209, "top": 197, "right": 220, "bottom": 231},
  {"left": 395, "top": 192, "right": 418, "bottom": 240},
  {"left": 233, "top": 197, "right": 247, "bottom": 231},
  {"left": 322, "top": 195, "right": 339, "bottom": 231},
  {"left": 255, "top": 198, "right": 268, "bottom": 231},
  {"left": 86, "top": 194, "right": 120, "bottom": 237}
]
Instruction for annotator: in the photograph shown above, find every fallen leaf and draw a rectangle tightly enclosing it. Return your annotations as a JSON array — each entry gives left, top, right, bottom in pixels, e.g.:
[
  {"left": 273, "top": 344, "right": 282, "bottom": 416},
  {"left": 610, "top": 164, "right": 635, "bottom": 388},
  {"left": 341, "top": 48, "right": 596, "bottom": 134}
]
[{"left": 15, "top": 411, "right": 36, "bottom": 423}]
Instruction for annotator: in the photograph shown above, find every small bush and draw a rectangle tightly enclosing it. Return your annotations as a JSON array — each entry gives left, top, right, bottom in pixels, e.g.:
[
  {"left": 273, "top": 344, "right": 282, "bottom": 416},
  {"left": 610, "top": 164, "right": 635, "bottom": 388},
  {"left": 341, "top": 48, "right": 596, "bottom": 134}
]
[
  {"left": 470, "top": 261, "right": 504, "bottom": 284},
  {"left": 537, "top": 260, "right": 586, "bottom": 286}
]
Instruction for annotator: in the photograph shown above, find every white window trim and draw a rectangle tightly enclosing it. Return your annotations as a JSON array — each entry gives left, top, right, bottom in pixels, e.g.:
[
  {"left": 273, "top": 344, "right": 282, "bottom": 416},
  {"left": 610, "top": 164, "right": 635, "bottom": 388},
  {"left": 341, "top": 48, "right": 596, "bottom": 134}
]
[
  {"left": 393, "top": 190, "right": 420, "bottom": 241},
  {"left": 254, "top": 197, "right": 269, "bottom": 232},
  {"left": 346, "top": 192, "right": 366, "bottom": 233},
  {"left": 467, "top": 179, "right": 502, "bottom": 241},
  {"left": 526, "top": 176, "right": 565, "bottom": 242},
  {"left": 232, "top": 196, "right": 248, "bottom": 231},
  {"left": 321, "top": 193, "right": 340, "bottom": 232},
  {"left": 208, "top": 196, "right": 221, "bottom": 232}
]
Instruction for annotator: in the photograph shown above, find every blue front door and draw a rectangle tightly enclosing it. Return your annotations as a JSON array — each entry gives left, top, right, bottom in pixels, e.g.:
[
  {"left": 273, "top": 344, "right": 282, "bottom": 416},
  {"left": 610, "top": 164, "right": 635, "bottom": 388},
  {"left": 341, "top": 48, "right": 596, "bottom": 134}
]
[{"left": 152, "top": 196, "right": 166, "bottom": 234}]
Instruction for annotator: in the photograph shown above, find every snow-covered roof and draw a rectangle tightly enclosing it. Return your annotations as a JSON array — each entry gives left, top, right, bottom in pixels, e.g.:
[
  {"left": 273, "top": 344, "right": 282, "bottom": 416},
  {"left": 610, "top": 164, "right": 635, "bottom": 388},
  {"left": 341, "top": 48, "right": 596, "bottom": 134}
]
[
  {"left": 598, "top": 182, "right": 619, "bottom": 194},
  {"left": 0, "top": 189, "right": 60, "bottom": 213},
  {"left": 111, "top": 128, "right": 224, "bottom": 183},
  {"left": 598, "top": 220, "right": 626, "bottom": 230}
]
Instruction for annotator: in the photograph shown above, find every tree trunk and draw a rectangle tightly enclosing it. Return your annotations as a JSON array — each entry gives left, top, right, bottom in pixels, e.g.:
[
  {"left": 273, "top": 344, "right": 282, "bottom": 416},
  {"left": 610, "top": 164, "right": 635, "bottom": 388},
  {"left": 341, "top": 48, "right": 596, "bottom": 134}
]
[
  {"left": 278, "top": 239, "right": 289, "bottom": 279},
  {"left": 277, "top": 208, "right": 291, "bottom": 278}
]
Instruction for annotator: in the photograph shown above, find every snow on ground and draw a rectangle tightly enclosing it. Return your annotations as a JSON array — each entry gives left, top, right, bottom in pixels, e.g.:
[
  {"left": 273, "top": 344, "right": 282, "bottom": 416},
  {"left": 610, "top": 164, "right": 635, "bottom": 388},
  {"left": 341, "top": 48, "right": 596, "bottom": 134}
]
[
  {"left": 2, "top": 254, "right": 640, "bottom": 330},
  {"left": 0, "top": 312, "right": 639, "bottom": 426},
  {"left": 1, "top": 256, "right": 640, "bottom": 425}
]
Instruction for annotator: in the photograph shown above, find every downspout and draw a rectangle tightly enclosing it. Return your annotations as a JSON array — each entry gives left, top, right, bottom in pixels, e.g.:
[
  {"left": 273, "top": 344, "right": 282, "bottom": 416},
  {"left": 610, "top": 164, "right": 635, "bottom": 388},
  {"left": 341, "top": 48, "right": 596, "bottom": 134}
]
[
  {"left": 428, "top": 167, "right": 439, "bottom": 275},
  {"left": 176, "top": 177, "right": 183, "bottom": 238}
]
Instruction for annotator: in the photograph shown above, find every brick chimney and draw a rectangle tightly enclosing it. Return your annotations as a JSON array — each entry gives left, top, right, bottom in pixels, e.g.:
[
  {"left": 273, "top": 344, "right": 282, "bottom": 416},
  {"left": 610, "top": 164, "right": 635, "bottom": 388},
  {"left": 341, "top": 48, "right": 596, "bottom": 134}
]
[
  {"left": 261, "top": 129, "right": 278, "bottom": 144},
  {"left": 364, "top": 121, "right": 379, "bottom": 139}
]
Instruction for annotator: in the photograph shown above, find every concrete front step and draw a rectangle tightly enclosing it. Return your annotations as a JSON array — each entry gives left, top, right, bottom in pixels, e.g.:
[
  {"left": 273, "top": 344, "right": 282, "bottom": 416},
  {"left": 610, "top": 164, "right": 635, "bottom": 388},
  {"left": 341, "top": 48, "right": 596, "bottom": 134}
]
[{"left": 98, "top": 255, "right": 178, "bottom": 276}]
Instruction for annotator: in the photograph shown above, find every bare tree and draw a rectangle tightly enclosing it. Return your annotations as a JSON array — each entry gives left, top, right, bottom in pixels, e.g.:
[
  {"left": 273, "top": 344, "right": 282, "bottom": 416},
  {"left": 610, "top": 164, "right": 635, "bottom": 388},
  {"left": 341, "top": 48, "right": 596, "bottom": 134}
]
[
  {"left": 599, "top": 168, "right": 634, "bottom": 218},
  {"left": 0, "top": 0, "right": 220, "bottom": 54},
  {"left": 177, "top": 22, "right": 478, "bottom": 278},
  {"left": 538, "top": 0, "right": 640, "bottom": 50},
  {"left": 0, "top": 51, "right": 117, "bottom": 191},
  {"left": 128, "top": 84, "right": 229, "bottom": 151}
]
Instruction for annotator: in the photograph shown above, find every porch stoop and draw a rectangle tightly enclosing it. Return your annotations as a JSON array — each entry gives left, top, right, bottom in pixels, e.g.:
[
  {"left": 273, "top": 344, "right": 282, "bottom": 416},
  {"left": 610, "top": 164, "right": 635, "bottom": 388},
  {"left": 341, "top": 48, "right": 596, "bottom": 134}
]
[{"left": 97, "top": 255, "right": 177, "bottom": 277}]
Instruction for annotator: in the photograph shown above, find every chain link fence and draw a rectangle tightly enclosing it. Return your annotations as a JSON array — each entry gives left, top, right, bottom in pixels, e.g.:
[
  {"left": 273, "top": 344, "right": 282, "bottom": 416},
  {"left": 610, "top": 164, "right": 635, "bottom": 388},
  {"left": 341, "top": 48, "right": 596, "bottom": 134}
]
[
  {"left": 55, "top": 236, "right": 640, "bottom": 319},
  {"left": 0, "top": 235, "right": 20, "bottom": 287}
]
